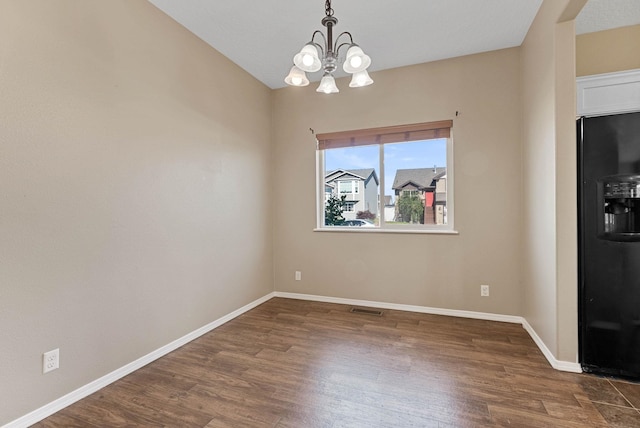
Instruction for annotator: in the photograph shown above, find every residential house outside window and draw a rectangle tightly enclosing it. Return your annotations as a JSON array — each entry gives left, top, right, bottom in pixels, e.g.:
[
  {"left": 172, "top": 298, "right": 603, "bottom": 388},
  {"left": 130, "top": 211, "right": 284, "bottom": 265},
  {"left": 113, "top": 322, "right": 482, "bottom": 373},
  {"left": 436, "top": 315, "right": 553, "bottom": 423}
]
[
  {"left": 316, "top": 120, "right": 454, "bottom": 232},
  {"left": 324, "top": 162, "right": 379, "bottom": 222},
  {"left": 391, "top": 164, "right": 448, "bottom": 225}
]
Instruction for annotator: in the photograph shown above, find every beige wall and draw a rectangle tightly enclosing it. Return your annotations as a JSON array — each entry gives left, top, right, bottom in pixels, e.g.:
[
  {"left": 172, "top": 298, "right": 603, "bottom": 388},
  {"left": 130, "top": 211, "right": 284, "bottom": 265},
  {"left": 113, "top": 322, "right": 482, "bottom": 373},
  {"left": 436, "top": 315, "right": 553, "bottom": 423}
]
[
  {"left": 576, "top": 24, "right": 640, "bottom": 76},
  {"left": 520, "top": 0, "right": 586, "bottom": 362},
  {"left": 0, "top": 1, "right": 272, "bottom": 424},
  {"left": 521, "top": 1, "right": 559, "bottom": 357},
  {"left": 273, "top": 48, "right": 523, "bottom": 315}
]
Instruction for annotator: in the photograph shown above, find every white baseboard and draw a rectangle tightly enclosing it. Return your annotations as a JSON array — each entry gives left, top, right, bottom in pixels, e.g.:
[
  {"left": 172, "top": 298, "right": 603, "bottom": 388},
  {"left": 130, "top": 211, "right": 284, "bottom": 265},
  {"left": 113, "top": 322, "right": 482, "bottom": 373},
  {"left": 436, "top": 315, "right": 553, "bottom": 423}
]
[
  {"left": 521, "top": 319, "right": 582, "bottom": 373},
  {"left": 3, "top": 292, "right": 277, "bottom": 428},
  {"left": 274, "top": 291, "right": 524, "bottom": 324},
  {"left": 274, "top": 291, "right": 582, "bottom": 374}
]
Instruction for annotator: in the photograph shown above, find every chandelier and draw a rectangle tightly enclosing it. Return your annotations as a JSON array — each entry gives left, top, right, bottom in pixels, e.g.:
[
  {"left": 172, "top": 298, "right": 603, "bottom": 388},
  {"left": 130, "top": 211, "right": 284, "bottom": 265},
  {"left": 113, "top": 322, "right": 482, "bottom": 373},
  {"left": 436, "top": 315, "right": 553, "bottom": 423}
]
[{"left": 284, "top": 0, "right": 373, "bottom": 94}]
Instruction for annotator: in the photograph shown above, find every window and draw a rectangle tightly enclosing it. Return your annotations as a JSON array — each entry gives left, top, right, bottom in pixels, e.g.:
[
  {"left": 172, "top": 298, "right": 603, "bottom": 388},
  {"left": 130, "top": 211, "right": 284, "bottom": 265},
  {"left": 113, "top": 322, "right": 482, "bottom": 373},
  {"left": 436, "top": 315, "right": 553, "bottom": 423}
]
[
  {"left": 338, "top": 180, "right": 359, "bottom": 194},
  {"left": 317, "top": 120, "right": 454, "bottom": 231}
]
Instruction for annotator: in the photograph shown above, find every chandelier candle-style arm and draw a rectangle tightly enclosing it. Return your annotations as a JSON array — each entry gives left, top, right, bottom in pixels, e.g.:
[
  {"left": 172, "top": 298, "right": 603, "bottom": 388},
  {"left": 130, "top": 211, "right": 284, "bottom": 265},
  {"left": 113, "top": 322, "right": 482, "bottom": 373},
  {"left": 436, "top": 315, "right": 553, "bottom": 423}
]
[
  {"left": 284, "top": 0, "right": 373, "bottom": 93},
  {"left": 310, "top": 30, "right": 327, "bottom": 55},
  {"left": 333, "top": 31, "right": 354, "bottom": 55}
]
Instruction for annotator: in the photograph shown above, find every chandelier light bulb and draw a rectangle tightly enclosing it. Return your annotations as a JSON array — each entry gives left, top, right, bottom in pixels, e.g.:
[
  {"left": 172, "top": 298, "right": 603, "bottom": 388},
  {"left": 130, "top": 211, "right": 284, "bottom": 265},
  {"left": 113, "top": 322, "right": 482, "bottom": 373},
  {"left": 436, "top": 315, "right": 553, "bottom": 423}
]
[
  {"left": 349, "top": 69, "right": 374, "bottom": 88},
  {"left": 293, "top": 44, "right": 322, "bottom": 72},
  {"left": 302, "top": 54, "right": 315, "bottom": 67},
  {"left": 316, "top": 74, "right": 339, "bottom": 94},
  {"left": 343, "top": 45, "right": 371, "bottom": 74},
  {"left": 284, "top": 66, "right": 310, "bottom": 87}
]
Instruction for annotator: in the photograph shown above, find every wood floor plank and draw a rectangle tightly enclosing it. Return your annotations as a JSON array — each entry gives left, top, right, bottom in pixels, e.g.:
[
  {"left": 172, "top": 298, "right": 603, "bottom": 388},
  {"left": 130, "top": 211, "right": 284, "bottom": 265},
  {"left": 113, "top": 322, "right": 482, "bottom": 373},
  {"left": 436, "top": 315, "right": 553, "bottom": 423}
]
[
  {"left": 34, "top": 297, "right": 640, "bottom": 427},
  {"left": 32, "top": 412, "right": 101, "bottom": 428}
]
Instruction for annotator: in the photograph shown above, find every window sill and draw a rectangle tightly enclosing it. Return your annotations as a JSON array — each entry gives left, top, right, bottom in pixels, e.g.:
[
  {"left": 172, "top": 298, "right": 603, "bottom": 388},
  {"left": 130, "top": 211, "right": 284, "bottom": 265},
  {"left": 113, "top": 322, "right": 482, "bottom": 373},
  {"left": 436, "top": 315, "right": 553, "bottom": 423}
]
[{"left": 313, "top": 228, "right": 459, "bottom": 235}]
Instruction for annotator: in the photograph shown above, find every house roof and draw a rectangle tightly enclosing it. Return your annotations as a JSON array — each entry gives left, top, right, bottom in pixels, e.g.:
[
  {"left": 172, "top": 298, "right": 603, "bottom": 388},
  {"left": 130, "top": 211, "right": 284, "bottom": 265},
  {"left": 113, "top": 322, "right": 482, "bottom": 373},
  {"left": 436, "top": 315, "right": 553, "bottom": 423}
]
[
  {"left": 325, "top": 168, "right": 379, "bottom": 186},
  {"left": 392, "top": 167, "right": 446, "bottom": 190}
]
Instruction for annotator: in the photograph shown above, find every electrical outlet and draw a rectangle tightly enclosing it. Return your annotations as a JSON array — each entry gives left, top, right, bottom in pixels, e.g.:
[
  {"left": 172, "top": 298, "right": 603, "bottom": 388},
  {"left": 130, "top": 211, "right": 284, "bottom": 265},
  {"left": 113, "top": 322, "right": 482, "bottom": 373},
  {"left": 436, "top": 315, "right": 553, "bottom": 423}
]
[
  {"left": 43, "top": 348, "right": 59, "bottom": 373},
  {"left": 295, "top": 271, "right": 302, "bottom": 281},
  {"left": 481, "top": 284, "right": 490, "bottom": 297}
]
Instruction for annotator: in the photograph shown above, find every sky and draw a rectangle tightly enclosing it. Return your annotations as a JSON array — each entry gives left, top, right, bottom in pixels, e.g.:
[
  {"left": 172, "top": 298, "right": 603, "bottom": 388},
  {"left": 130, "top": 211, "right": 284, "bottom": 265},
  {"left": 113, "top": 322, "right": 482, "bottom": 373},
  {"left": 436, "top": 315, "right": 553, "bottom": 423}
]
[{"left": 325, "top": 139, "right": 447, "bottom": 198}]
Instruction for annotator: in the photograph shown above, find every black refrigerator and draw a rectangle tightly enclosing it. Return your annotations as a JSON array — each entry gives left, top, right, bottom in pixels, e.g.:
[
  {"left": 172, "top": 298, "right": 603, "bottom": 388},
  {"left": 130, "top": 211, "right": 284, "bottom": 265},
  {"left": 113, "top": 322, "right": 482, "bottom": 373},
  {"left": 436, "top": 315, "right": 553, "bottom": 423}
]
[{"left": 578, "top": 111, "right": 640, "bottom": 379}]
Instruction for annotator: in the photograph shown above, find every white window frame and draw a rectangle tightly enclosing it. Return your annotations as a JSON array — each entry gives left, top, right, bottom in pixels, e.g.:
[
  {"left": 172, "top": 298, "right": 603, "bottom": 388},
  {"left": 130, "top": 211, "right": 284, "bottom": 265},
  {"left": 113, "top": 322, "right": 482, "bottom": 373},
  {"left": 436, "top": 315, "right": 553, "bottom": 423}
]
[{"left": 315, "top": 124, "right": 456, "bottom": 234}]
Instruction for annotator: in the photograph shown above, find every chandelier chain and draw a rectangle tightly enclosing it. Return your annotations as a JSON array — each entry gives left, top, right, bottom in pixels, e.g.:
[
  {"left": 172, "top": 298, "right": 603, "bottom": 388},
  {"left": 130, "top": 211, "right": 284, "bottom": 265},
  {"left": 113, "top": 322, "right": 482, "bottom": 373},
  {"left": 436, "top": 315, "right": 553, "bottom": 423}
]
[{"left": 325, "top": 0, "right": 334, "bottom": 17}]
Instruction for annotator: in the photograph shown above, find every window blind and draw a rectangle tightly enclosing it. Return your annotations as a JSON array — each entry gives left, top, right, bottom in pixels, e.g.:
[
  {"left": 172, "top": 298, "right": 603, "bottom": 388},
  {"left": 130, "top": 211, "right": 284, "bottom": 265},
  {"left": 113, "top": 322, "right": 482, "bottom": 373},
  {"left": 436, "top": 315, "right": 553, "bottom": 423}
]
[{"left": 316, "top": 120, "right": 452, "bottom": 150}]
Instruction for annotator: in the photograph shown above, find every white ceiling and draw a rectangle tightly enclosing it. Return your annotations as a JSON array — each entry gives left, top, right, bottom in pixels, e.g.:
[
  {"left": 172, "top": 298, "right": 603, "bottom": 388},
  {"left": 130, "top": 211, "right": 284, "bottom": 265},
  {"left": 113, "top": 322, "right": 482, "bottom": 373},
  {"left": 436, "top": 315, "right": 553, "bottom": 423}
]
[
  {"left": 576, "top": 0, "right": 640, "bottom": 35},
  {"left": 148, "top": 0, "right": 640, "bottom": 90}
]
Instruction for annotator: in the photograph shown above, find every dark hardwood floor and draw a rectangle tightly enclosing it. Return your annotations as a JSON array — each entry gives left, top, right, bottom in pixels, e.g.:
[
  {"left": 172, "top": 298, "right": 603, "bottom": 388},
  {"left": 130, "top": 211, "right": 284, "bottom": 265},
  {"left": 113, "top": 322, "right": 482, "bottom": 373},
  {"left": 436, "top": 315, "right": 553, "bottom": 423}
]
[{"left": 35, "top": 298, "right": 640, "bottom": 427}]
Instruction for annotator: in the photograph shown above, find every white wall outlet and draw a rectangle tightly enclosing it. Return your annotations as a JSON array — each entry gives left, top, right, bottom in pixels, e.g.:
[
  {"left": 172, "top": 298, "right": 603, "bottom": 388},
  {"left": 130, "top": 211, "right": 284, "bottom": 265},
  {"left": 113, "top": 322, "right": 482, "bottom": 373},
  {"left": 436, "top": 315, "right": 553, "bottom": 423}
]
[
  {"left": 295, "top": 271, "right": 302, "bottom": 281},
  {"left": 481, "top": 284, "right": 490, "bottom": 297},
  {"left": 43, "top": 348, "right": 59, "bottom": 373}
]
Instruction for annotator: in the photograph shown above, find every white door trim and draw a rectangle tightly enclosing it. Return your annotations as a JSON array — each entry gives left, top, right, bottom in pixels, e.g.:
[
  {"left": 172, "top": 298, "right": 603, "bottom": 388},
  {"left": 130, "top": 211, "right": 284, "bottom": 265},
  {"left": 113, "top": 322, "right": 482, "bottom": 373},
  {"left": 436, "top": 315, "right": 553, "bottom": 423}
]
[{"left": 577, "top": 68, "right": 640, "bottom": 117}]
